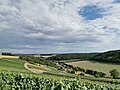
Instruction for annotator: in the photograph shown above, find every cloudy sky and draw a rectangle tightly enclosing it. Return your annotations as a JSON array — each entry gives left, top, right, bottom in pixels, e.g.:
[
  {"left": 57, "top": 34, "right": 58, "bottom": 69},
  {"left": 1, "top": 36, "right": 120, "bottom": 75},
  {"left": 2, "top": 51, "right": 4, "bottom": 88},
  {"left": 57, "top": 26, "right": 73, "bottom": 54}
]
[{"left": 0, "top": 0, "right": 120, "bottom": 54}]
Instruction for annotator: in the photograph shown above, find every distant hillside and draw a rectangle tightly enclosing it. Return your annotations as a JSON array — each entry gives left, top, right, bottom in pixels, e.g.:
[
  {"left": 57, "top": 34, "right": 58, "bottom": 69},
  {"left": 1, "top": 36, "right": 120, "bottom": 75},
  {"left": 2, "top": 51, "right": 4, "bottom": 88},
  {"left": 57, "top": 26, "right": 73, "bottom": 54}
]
[
  {"left": 47, "top": 53, "right": 98, "bottom": 61},
  {"left": 47, "top": 49, "right": 120, "bottom": 64},
  {"left": 91, "top": 50, "right": 120, "bottom": 63}
]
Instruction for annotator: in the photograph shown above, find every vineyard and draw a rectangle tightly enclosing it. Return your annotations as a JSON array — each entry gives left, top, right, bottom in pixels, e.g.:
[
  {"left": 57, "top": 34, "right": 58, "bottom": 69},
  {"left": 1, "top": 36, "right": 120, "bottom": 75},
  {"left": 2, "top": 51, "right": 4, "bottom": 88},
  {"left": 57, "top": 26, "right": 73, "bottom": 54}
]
[{"left": 0, "top": 72, "right": 120, "bottom": 90}]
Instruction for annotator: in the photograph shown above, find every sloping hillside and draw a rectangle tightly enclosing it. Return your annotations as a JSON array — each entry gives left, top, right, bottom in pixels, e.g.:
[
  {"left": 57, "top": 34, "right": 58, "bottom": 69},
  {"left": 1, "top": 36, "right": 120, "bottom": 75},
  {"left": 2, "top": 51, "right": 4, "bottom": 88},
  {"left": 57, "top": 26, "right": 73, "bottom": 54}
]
[
  {"left": 47, "top": 49, "right": 120, "bottom": 64},
  {"left": 91, "top": 50, "right": 120, "bottom": 63},
  {"left": 47, "top": 53, "right": 98, "bottom": 61}
]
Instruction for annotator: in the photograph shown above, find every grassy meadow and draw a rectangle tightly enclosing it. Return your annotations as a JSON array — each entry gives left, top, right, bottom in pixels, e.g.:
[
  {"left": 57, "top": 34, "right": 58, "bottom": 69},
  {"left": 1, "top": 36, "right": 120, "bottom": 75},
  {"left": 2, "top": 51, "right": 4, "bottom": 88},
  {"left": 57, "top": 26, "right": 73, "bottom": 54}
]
[{"left": 0, "top": 58, "right": 30, "bottom": 74}]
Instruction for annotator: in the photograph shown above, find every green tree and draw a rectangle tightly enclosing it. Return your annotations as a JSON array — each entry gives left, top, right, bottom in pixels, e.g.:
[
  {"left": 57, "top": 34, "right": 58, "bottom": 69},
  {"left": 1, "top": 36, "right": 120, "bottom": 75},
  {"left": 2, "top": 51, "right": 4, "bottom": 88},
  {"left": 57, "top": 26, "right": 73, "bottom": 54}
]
[{"left": 110, "top": 69, "right": 119, "bottom": 79}]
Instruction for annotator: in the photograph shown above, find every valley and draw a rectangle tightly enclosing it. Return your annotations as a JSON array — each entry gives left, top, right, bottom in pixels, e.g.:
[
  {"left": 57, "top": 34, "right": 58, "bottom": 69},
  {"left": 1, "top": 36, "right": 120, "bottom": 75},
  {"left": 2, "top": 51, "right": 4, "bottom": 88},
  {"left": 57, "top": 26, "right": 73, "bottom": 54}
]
[{"left": 0, "top": 49, "right": 120, "bottom": 89}]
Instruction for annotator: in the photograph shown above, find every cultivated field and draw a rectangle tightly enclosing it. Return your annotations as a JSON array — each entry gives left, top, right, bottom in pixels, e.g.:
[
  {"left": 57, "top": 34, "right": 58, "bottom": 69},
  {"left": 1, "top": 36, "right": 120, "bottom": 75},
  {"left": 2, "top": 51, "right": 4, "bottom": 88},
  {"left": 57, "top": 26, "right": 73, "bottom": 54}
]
[
  {"left": 67, "top": 61, "right": 120, "bottom": 76},
  {"left": 0, "top": 55, "right": 19, "bottom": 58}
]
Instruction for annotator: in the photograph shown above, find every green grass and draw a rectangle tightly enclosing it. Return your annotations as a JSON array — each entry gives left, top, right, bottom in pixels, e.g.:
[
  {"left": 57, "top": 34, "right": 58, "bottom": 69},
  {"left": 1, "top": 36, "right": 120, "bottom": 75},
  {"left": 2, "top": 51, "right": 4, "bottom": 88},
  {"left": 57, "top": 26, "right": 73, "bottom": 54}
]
[
  {"left": 0, "top": 58, "right": 75, "bottom": 80},
  {"left": 67, "top": 61, "right": 120, "bottom": 77},
  {"left": 0, "top": 58, "right": 31, "bottom": 74}
]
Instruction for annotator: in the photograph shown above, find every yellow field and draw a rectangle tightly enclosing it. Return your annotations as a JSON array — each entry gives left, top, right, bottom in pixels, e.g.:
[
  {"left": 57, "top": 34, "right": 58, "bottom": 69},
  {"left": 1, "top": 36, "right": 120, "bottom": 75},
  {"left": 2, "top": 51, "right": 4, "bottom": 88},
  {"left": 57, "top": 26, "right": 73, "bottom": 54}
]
[{"left": 0, "top": 55, "right": 19, "bottom": 58}]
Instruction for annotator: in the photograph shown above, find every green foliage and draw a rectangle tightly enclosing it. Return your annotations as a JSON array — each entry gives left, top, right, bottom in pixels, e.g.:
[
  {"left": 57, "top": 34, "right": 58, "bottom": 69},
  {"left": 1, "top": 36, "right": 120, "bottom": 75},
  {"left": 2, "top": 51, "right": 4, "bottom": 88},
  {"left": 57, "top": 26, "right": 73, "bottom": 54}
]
[
  {"left": 47, "top": 49, "right": 120, "bottom": 64},
  {"left": 19, "top": 56, "right": 59, "bottom": 69},
  {"left": 0, "top": 58, "right": 30, "bottom": 74},
  {"left": 2, "top": 52, "right": 14, "bottom": 56},
  {"left": 72, "top": 67, "right": 85, "bottom": 72},
  {"left": 110, "top": 69, "right": 119, "bottom": 79},
  {"left": 85, "top": 69, "right": 106, "bottom": 78},
  {"left": 79, "top": 73, "right": 85, "bottom": 76},
  {"left": 47, "top": 53, "right": 97, "bottom": 61},
  {"left": 68, "top": 70, "right": 75, "bottom": 74},
  {"left": 91, "top": 50, "right": 120, "bottom": 63},
  {"left": 0, "top": 72, "right": 120, "bottom": 90}
]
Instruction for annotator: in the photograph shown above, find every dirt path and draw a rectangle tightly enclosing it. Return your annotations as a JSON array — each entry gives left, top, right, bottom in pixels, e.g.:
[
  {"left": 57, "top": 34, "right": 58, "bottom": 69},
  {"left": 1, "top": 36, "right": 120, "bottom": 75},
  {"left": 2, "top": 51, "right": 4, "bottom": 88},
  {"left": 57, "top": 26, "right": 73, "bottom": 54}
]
[{"left": 24, "top": 62, "right": 46, "bottom": 74}]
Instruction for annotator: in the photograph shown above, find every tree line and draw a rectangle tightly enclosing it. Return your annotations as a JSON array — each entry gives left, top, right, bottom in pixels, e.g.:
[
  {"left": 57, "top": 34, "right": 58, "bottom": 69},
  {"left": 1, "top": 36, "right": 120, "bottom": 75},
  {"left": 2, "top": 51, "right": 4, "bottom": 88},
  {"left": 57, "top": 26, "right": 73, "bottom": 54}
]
[
  {"left": 19, "top": 56, "right": 59, "bottom": 68},
  {"left": 1, "top": 52, "right": 14, "bottom": 56},
  {"left": 90, "top": 50, "right": 120, "bottom": 63},
  {"left": 58, "top": 62, "right": 119, "bottom": 79},
  {"left": 58, "top": 62, "right": 106, "bottom": 78},
  {"left": 47, "top": 53, "right": 97, "bottom": 61}
]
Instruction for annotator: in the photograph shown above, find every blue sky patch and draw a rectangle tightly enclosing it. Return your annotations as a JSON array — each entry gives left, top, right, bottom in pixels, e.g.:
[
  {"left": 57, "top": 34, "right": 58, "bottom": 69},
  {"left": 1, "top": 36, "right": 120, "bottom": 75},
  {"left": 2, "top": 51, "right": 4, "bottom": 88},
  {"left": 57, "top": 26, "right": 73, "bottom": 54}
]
[
  {"left": 79, "top": 5, "right": 104, "bottom": 20},
  {"left": 103, "top": 26, "right": 118, "bottom": 33},
  {"left": 113, "top": 0, "right": 120, "bottom": 3}
]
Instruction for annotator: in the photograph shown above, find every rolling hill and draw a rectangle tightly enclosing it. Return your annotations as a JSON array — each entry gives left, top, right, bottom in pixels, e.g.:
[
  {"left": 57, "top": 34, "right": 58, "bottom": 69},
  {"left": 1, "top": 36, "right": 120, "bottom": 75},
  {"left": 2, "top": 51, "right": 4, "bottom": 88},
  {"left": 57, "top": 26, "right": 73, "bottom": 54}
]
[
  {"left": 91, "top": 50, "right": 120, "bottom": 63},
  {"left": 47, "top": 49, "right": 120, "bottom": 64}
]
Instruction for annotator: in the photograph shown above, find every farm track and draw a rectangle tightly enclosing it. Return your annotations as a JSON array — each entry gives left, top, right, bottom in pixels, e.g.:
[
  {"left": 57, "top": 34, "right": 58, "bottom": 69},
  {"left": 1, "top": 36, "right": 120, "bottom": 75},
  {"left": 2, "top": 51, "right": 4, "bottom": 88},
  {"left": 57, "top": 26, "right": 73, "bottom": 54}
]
[{"left": 24, "top": 62, "right": 45, "bottom": 74}]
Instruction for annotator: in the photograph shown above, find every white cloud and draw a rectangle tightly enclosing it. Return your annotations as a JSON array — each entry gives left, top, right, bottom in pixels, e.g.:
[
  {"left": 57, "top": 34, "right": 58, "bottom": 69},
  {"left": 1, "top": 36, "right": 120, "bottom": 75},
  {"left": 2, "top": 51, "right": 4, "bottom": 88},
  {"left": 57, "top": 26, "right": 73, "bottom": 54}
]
[{"left": 0, "top": 0, "right": 120, "bottom": 53}]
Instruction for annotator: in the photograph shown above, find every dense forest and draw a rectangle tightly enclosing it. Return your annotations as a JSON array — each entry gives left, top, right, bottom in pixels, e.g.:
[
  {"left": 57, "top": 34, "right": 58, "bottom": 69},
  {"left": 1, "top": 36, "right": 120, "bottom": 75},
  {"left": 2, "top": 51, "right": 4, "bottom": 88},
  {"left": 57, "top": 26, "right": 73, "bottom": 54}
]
[
  {"left": 91, "top": 50, "right": 120, "bottom": 63},
  {"left": 47, "top": 53, "right": 97, "bottom": 61}
]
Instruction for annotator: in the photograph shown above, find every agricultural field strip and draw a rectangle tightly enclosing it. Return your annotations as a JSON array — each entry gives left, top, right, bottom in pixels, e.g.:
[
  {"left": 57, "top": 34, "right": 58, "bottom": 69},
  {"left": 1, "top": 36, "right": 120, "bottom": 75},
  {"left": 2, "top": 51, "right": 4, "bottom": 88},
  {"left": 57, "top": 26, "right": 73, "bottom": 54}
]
[
  {"left": 67, "top": 61, "right": 120, "bottom": 76},
  {"left": 0, "top": 55, "right": 19, "bottom": 58}
]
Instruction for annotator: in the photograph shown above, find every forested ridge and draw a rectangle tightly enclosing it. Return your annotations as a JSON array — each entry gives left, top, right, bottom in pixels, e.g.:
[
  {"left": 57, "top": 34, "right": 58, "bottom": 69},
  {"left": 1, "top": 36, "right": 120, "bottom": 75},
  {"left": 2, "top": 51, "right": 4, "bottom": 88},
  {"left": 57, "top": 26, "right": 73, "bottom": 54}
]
[
  {"left": 47, "top": 50, "right": 120, "bottom": 63},
  {"left": 91, "top": 50, "right": 120, "bottom": 63},
  {"left": 47, "top": 53, "right": 97, "bottom": 61}
]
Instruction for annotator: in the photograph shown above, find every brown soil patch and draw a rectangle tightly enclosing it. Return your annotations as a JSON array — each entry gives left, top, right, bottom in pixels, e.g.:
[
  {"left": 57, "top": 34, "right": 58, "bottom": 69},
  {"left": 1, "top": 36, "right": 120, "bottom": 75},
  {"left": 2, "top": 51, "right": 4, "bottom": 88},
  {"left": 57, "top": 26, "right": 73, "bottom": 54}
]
[{"left": 30, "top": 68, "right": 46, "bottom": 73}]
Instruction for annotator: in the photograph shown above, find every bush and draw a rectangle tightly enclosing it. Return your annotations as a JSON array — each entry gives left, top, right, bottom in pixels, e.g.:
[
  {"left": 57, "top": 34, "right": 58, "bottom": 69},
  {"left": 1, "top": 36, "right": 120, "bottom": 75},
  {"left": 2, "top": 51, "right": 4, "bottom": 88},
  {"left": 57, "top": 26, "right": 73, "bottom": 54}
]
[{"left": 110, "top": 69, "right": 119, "bottom": 79}]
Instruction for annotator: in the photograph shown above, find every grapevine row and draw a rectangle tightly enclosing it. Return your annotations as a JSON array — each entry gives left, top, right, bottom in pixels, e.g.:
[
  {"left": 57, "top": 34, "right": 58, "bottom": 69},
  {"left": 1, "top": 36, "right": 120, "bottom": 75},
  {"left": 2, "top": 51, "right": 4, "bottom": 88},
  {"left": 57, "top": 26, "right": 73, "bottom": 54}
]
[{"left": 0, "top": 72, "right": 120, "bottom": 90}]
